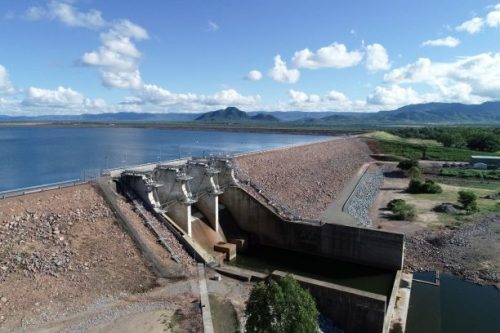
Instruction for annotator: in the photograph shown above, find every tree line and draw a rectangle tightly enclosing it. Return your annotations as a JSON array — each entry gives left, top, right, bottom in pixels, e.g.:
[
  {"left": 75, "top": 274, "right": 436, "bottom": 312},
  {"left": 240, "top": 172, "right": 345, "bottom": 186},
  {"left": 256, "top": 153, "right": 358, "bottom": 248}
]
[{"left": 387, "top": 127, "right": 500, "bottom": 152}]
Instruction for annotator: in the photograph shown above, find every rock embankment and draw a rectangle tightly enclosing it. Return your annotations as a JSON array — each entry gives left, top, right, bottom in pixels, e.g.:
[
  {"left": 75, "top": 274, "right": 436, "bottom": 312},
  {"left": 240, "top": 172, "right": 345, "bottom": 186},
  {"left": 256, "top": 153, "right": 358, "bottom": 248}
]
[
  {"left": 0, "top": 184, "right": 157, "bottom": 329},
  {"left": 344, "top": 166, "right": 384, "bottom": 227},
  {"left": 405, "top": 213, "right": 500, "bottom": 287},
  {"left": 234, "top": 138, "right": 372, "bottom": 220}
]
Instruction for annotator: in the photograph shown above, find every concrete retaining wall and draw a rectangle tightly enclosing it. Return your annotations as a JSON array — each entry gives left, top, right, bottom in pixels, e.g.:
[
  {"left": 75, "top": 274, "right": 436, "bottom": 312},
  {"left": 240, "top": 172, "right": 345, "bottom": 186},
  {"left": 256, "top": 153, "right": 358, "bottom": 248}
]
[
  {"left": 220, "top": 187, "right": 404, "bottom": 270},
  {"left": 272, "top": 271, "right": 388, "bottom": 333}
]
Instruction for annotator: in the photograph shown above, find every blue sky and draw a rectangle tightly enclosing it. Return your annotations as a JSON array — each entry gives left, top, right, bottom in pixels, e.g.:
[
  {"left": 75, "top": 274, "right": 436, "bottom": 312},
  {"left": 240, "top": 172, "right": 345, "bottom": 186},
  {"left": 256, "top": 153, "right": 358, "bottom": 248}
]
[{"left": 0, "top": 0, "right": 499, "bottom": 115}]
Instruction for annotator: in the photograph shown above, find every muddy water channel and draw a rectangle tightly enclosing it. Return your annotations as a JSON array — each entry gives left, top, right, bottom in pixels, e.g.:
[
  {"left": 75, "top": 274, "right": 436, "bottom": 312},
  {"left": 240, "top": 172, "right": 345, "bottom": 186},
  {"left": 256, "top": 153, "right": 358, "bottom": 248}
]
[{"left": 406, "top": 272, "right": 500, "bottom": 333}]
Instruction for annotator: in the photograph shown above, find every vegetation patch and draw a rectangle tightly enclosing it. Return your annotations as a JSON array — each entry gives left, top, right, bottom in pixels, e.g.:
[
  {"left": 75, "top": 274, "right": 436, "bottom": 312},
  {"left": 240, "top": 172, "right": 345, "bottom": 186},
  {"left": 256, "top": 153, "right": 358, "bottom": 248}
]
[
  {"left": 458, "top": 190, "right": 479, "bottom": 213},
  {"left": 387, "top": 199, "right": 417, "bottom": 220},
  {"left": 245, "top": 275, "right": 319, "bottom": 333},
  {"left": 386, "top": 127, "right": 500, "bottom": 152},
  {"left": 407, "top": 179, "right": 443, "bottom": 194},
  {"left": 440, "top": 168, "right": 500, "bottom": 180}
]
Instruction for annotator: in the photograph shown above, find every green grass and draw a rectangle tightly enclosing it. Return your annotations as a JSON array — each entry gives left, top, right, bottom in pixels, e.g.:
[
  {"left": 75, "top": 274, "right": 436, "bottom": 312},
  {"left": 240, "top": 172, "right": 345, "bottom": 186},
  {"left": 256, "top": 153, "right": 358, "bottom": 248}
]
[
  {"left": 440, "top": 168, "right": 500, "bottom": 180},
  {"left": 363, "top": 131, "right": 442, "bottom": 146},
  {"left": 408, "top": 184, "right": 500, "bottom": 226},
  {"left": 376, "top": 140, "right": 500, "bottom": 161},
  {"left": 431, "top": 177, "right": 500, "bottom": 190}
]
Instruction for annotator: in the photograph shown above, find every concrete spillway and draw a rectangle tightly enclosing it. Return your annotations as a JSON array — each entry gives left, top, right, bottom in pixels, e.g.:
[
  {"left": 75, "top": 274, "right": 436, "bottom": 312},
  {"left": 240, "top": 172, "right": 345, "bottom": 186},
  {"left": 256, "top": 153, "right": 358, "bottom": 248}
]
[{"left": 118, "top": 156, "right": 407, "bottom": 333}]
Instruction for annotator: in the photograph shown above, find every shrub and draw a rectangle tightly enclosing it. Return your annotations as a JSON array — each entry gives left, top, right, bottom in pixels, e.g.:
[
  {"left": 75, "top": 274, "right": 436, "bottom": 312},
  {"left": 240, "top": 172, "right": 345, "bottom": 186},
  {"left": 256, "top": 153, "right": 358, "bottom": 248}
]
[
  {"left": 387, "top": 199, "right": 406, "bottom": 210},
  {"left": 389, "top": 199, "right": 417, "bottom": 220},
  {"left": 408, "top": 166, "right": 422, "bottom": 180},
  {"left": 408, "top": 179, "right": 423, "bottom": 193},
  {"left": 407, "top": 179, "right": 443, "bottom": 194},
  {"left": 420, "top": 180, "right": 443, "bottom": 194},
  {"left": 245, "top": 275, "right": 319, "bottom": 333},
  {"left": 458, "top": 190, "right": 479, "bottom": 213},
  {"left": 397, "top": 159, "right": 419, "bottom": 171}
]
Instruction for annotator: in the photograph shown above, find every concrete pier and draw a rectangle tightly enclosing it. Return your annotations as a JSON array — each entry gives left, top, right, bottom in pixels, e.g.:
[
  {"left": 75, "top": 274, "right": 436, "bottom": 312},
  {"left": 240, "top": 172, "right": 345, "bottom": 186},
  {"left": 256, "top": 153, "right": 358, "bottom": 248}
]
[{"left": 187, "top": 161, "right": 224, "bottom": 234}]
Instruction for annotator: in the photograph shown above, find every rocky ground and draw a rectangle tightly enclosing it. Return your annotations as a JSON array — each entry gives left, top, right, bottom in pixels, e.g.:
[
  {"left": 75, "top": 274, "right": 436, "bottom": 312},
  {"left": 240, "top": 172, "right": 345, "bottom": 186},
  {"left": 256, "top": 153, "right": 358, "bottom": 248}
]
[
  {"left": 234, "top": 137, "right": 372, "bottom": 220},
  {"left": 0, "top": 184, "right": 159, "bottom": 330},
  {"left": 344, "top": 166, "right": 384, "bottom": 226},
  {"left": 405, "top": 213, "right": 500, "bottom": 288}
]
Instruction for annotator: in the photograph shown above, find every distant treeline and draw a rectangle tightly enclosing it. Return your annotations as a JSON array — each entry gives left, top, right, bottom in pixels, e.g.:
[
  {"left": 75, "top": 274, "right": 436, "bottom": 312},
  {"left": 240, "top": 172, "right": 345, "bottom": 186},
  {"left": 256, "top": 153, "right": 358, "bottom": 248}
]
[{"left": 387, "top": 127, "right": 500, "bottom": 152}]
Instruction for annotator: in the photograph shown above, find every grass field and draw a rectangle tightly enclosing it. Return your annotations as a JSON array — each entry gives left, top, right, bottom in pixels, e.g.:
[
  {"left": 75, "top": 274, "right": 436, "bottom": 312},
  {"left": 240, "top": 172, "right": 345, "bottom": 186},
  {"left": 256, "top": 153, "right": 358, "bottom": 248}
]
[
  {"left": 429, "top": 176, "right": 500, "bottom": 191},
  {"left": 363, "top": 131, "right": 442, "bottom": 146},
  {"left": 408, "top": 184, "right": 500, "bottom": 225},
  {"left": 440, "top": 168, "right": 500, "bottom": 180},
  {"left": 365, "top": 131, "right": 500, "bottom": 161}
]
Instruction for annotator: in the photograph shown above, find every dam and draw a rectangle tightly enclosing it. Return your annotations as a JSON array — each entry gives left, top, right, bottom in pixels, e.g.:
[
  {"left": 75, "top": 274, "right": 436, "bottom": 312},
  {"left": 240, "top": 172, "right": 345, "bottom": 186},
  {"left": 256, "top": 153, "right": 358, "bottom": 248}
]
[{"left": 114, "top": 138, "right": 411, "bottom": 333}]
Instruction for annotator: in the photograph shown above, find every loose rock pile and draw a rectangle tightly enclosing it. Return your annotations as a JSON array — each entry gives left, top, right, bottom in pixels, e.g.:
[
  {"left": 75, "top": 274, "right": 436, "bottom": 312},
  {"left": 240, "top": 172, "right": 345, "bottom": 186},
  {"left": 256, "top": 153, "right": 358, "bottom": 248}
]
[
  {"left": 0, "top": 184, "right": 158, "bottom": 328},
  {"left": 0, "top": 204, "right": 111, "bottom": 280},
  {"left": 344, "top": 167, "right": 384, "bottom": 226},
  {"left": 405, "top": 213, "right": 500, "bottom": 286}
]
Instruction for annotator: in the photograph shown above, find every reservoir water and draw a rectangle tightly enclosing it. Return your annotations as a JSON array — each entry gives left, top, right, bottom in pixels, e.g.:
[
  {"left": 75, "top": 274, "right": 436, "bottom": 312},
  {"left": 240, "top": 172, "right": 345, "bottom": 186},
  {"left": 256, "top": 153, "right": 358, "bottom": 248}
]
[
  {"left": 0, "top": 127, "right": 328, "bottom": 192},
  {"left": 406, "top": 272, "right": 500, "bottom": 333}
]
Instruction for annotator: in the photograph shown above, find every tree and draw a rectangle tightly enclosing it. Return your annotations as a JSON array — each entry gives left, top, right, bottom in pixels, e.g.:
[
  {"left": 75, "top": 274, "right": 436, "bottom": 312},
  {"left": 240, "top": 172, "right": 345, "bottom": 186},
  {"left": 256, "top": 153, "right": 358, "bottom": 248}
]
[
  {"left": 387, "top": 199, "right": 416, "bottom": 220},
  {"left": 407, "top": 179, "right": 442, "bottom": 194},
  {"left": 397, "top": 159, "right": 419, "bottom": 171},
  {"left": 245, "top": 275, "right": 319, "bottom": 333},
  {"left": 466, "top": 132, "right": 500, "bottom": 152},
  {"left": 458, "top": 190, "right": 478, "bottom": 213},
  {"left": 408, "top": 166, "right": 422, "bottom": 180}
]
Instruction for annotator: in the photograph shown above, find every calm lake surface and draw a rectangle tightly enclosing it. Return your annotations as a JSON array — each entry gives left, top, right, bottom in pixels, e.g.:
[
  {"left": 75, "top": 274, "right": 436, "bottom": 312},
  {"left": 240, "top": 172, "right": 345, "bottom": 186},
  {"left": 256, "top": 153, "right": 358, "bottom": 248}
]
[
  {"left": 406, "top": 272, "right": 500, "bottom": 333},
  {"left": 0, "top": 127, "right": 328, "bottom": 192}
]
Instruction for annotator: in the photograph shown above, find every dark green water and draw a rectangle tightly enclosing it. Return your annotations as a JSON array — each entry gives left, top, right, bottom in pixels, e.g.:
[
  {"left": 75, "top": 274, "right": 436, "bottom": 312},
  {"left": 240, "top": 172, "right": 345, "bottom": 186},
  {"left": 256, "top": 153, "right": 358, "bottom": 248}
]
[
  {"left": 406, "top": 272, "right": 500, "bottom": 333},
  {"left": 229, "top": 245, "right": 395, "bottom": 297}
]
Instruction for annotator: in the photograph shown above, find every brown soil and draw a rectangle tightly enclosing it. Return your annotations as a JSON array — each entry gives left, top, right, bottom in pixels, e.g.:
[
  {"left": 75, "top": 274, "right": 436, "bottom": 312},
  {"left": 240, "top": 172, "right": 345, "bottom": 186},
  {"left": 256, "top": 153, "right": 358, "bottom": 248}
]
[
  {"left": 234, "top": 137, "right": 372, "bottom": 219},
  {"left": 0, "top": 184, "right": 158, "bottom": 330}
]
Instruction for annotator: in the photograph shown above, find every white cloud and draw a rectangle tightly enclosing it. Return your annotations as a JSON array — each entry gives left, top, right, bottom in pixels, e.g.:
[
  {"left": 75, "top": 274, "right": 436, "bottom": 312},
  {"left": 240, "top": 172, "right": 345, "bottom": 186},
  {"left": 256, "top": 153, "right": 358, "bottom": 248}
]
[
  {"left": 422, "top": 36, "right": 460, "bottom": 47},
  {"left": 207, "top": 21, "right": 219, "bottom": 31},
  {"left": 137, "top": 85, "right": 260, "bottom": 108},
  {"left": 0, "top": 65, "right": 16, "bottom": 94},
  {"left": 244, "top": 70, "right": 263, "bottom": 81},
  {"left": 292, "top": 42, "right": 363, "bottom": 69},
  {"left": 383, "top": 52, "right": 500, "bottom": 102},
  {"left": 81, "top": 20, "right": 148, "bottom": 89},
  {"left": 201, "top": 89, "right": 261, "bottom": 106},
  {"left": 23, "top": 86, "right": 106, "bottom": 109},
  {"left": 365, "top": 43, "right": 391, "bottom": 71},
  {"left": 287, "top": 89, "right": 364, "bottom": 111},
  {"left": 366, "top": 85, "right": 421, "bottom": 106},
  {"left": 486, "top": 5, "right": 500, "bottom": 27},
  {"left": 26, "top": 1, "right": 106, "bottom": 29},
  {"left": 268, "top": 55, "right": 300, "bottom": 83},
  {"left": 456, "top": 17, "right": 484, "bottom": 34},
  {"left": 326, "top": 90, "right": 349, "bottom": 102}
]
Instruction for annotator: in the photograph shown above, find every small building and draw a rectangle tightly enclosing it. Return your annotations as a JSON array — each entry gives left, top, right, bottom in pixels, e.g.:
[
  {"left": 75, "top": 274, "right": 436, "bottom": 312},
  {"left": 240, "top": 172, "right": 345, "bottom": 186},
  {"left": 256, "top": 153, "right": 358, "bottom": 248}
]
[{"left": 470, "top": 156, "right": 500, "bottom": 169}]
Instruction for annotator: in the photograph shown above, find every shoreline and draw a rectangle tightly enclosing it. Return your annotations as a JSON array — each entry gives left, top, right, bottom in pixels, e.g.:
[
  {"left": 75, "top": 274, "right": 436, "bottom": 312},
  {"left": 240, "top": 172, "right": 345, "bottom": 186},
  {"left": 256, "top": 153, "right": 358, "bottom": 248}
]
[{"left": 0, "top": 121, "right": 365, "bottom": 136}]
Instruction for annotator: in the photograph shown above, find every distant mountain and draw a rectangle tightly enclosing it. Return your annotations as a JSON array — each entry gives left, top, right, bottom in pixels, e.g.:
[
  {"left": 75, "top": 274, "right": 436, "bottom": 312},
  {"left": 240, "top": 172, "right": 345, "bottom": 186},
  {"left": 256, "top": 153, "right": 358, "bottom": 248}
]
[
  {"left": 1, "top": 101, "right": 499, "bottom": 124},
  {"left": 0, "top": 112, "right": 200, "bottom": 122},
  {"left": 194, "top": 107, "right": 279, "bottom": 122},
  {"left": 247, "top": 111, "right": 340, "bottom": 121},
  {"left": 318, "top": 101, "right": 500, "bottom": 124},
  {"left": 374, "top": 101, "right": 500, "bottom": 123}
]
